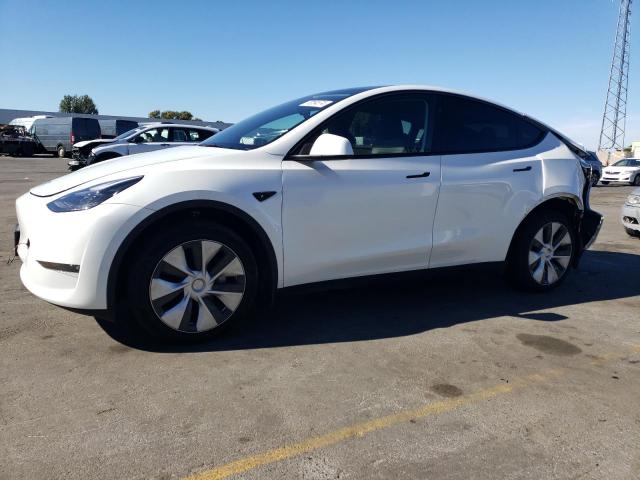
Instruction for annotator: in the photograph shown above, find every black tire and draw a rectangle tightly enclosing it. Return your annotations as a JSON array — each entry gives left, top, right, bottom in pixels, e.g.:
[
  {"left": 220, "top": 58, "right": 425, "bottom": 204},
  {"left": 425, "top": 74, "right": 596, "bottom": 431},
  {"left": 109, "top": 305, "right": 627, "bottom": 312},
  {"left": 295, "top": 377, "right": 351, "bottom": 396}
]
[
  {"left": 625, "top": 227, "right": 640, "bottom": 238},
  {"left": 57, "top": 145, "right": 66, "bottom": 158},
  {"left": 632, "top": 175, "right": 640, "bottom": 186},
  {"left": 88, "top": 152, "right": 120, "bottom": 165},
  {"left": 507, "top": 210, "right": 576, "bottom": 292},
  {"left": 22, "top": 143, "right": 35, "bottom": 157},
  {"left": 126, "top": 221, "right": 258, "bottom": 343}
]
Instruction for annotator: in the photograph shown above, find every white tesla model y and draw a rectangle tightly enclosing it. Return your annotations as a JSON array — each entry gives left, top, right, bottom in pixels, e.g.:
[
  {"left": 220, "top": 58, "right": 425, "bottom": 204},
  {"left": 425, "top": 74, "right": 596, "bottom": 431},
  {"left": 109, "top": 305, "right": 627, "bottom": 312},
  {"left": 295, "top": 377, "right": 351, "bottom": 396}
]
[{"left": 15, "top": 86, "right": 603, "bottom": 342}]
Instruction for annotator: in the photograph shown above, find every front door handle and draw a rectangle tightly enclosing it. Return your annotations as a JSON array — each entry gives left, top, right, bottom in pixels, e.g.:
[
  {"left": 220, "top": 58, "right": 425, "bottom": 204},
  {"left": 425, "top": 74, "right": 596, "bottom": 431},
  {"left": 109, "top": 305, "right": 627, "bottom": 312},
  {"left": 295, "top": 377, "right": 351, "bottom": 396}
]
[
  {"left": 406, "top": 171, "right": 430, "bottom": 179},
  {"left": 513, "top": 166, "right": 532, "bottom": 172}
]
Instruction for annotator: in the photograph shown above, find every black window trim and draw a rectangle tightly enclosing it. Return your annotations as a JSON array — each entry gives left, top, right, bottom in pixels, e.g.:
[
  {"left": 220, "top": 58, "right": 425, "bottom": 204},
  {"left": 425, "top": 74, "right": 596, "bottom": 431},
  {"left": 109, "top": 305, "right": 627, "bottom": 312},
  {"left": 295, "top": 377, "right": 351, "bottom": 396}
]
[{"left": 285, "top": 90, "right": 549, "bottom": 161}]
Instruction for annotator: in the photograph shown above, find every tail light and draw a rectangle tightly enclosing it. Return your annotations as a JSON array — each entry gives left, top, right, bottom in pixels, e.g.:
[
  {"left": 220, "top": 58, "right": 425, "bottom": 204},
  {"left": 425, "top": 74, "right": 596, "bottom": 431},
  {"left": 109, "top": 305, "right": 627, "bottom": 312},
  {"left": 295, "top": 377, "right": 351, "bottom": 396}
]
[{"left": 70, "top": 132, "right": 75, "bottom": 144}]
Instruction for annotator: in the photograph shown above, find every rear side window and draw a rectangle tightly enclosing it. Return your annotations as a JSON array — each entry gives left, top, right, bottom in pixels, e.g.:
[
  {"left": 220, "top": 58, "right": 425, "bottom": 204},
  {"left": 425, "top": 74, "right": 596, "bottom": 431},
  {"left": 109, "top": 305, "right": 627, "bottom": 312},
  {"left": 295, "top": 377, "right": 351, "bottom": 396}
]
[
  {"left": 435, "top": 96, "right": 544, "bottom": 154},
  {"left": 189, "top": 129, "right": 214, "bottom": 142}
]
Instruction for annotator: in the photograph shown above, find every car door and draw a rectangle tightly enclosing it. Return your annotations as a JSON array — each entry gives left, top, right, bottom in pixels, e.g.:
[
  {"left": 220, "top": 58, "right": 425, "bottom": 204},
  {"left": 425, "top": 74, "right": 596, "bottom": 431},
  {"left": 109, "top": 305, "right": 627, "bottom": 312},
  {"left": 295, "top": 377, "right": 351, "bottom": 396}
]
[
  {"left": 128, "top": 127, "right": 171, "bottom": 154},
  {"left": 429, "top": 94, "right": 546, "bottom": 268},
  {"left": 282, "top": 93, "right": 441, "bottom": 287}
]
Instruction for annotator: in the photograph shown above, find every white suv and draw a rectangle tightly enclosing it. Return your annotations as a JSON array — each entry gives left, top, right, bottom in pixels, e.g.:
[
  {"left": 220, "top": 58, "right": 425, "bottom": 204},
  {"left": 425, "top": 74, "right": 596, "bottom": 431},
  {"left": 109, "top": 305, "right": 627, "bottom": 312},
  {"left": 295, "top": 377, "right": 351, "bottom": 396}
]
[
  {"left": 15, "top": 86, "right": 602, "bottom": 343},
  {"left": 69, "top": 123, "right": 218, "bottom": 170}
]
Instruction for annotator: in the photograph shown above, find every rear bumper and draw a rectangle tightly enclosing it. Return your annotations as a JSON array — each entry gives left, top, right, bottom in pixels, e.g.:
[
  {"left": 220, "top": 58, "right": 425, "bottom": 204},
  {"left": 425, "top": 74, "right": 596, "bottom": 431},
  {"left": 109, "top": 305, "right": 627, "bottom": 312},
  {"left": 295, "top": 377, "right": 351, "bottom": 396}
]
[{"left": 580, "top": 209, "right": 603, "bottom": 250}]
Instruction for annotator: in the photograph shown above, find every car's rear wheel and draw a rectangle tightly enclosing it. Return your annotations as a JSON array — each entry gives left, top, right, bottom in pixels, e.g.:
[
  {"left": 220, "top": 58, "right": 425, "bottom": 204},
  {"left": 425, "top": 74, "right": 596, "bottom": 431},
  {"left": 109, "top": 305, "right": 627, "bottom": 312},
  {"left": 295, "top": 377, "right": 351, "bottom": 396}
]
[
  {"left": 508, "top": 211, "right": 575, "bottom": 291},
  {"left": 126, "top": 221, "right": 258, "bottom": 343},
  {"left": 625, "top": 227, "right": 640, "bottom": 238},
  {"left": 57, "top": 145, "right": 66, "bottom": 158}
]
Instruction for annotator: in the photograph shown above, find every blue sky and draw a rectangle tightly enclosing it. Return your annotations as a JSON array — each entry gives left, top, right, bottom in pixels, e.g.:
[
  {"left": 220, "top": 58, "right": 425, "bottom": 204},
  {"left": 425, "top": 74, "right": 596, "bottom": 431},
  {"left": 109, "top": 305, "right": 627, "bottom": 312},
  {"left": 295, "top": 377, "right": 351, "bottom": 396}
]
[{"left": 0, "top": 0, "right": 637, "bottom": 149}]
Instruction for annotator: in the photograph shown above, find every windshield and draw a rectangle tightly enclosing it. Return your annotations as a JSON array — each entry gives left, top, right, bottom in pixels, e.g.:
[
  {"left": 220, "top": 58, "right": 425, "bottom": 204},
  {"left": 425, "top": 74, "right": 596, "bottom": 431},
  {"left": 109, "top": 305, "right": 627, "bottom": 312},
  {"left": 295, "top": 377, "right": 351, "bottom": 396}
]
[
  {"left": 115, "top": 127, "right": 145, "bottom": 140},
  {"left": 201, "top": 87, "right": 376, "bottom": 150}
]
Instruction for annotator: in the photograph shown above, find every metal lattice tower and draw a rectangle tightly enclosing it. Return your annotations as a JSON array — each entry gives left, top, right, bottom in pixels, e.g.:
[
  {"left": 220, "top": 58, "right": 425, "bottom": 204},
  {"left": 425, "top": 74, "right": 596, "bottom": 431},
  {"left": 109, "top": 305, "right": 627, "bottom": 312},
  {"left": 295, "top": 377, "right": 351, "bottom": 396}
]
[{"left": 599, "top": 0, "right": 633, "bottom": 152}]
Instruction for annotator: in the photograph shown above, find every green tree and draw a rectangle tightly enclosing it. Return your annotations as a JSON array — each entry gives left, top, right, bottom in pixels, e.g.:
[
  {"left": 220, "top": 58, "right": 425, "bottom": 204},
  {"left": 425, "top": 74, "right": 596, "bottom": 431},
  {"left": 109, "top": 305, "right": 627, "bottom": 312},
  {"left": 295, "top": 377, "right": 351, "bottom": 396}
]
[
  {"left": 161, "top": 110, "right": 178, "bottom": 120},
  {"left": 150, "top": 110, "right": 196, "bottom": 120},
  {"left": 59, "top": 94, "right": 98, "bottom": 114}
]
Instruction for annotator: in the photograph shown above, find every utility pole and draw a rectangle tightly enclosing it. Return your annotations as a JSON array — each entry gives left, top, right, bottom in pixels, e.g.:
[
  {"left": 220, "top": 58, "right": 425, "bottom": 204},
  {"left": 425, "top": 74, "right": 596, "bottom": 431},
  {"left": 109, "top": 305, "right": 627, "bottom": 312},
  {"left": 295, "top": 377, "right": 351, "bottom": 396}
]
[{"left": 598, "top": 0, "right": 633, "bottom": 162}]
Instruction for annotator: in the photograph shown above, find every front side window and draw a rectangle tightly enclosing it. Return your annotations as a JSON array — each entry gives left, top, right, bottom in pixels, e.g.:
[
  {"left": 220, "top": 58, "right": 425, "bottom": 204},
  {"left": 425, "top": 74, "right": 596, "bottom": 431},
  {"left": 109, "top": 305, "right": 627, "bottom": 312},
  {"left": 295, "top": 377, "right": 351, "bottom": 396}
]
[
  {"left": 172, "top": 128, "right": 188, "bottom": 142},
  {"left": 200, "top": 87, "right": 375, "bottom": 151},
  {"left": 294, "top": 94, "right": 431, "bottom": 156},
  {"left": 435, "top": 95, "right": 544, "bottom": 154}
]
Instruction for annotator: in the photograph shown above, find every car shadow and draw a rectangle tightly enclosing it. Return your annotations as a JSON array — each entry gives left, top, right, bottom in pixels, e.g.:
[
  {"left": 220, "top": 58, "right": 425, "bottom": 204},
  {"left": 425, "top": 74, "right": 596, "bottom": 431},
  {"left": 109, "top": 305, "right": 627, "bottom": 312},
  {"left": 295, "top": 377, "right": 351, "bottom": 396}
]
[{"left": 98, "top": 249, "right": 640, "bottom": 353}]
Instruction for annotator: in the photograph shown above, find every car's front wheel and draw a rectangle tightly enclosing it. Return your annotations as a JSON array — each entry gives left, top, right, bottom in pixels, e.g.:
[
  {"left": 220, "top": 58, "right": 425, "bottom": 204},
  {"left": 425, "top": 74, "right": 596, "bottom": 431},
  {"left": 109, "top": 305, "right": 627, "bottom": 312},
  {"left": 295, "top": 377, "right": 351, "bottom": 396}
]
[
  {"left": 632, "top": 175, "right": 640, "bottom": 186},
  {"left": 625, "top": 227, "right": 640, "bottom": 238},
  {"left": 126, "top": 221, "right": 258, "bottom": 343},
  {"left": 88, "top": 152, "right": 121, "bottom": 165},
  {"left": 508, "top": 211, "right": 576, "bottom": 291}
]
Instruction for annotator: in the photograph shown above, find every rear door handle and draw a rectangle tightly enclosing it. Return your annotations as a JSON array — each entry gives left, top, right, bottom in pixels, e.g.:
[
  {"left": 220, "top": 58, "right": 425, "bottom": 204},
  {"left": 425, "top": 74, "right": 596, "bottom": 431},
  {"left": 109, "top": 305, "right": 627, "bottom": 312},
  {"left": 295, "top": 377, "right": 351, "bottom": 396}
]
[
  {"left": 513, "top": 166, "right": 532, "bottom": 172},
  {"left": 406, "top": 171, "right": 430, "bottom": 179}
]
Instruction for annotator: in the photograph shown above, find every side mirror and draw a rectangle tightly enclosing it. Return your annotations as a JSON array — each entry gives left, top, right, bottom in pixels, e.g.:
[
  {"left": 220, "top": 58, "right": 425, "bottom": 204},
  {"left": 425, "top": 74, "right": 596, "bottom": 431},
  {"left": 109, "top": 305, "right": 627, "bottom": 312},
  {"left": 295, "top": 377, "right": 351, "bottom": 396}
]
[{"left": 309, "top": 133, "right": 353, "bottom": 157}]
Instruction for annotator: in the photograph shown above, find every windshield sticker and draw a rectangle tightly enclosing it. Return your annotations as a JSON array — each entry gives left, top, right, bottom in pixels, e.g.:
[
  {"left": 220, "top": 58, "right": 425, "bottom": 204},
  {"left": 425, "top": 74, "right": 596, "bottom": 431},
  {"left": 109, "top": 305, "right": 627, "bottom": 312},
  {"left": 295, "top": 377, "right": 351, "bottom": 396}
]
[{"left": 299, "top": 100, "right": 333, "bottom": 108}]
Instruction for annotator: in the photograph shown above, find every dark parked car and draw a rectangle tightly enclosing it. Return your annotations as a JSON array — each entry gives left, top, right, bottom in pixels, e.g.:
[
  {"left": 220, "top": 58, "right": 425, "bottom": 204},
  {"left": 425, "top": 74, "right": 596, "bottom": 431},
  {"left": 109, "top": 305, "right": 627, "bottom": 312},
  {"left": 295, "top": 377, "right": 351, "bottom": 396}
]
[
  {"left": 31, "top": 117, "right": 101, "bottom": 158},
  {"left": 98, "top": 119, "right": 139, "bottom": 139},
  {"left": 585, "top": 151, "right": 603, "bottom": 186}
]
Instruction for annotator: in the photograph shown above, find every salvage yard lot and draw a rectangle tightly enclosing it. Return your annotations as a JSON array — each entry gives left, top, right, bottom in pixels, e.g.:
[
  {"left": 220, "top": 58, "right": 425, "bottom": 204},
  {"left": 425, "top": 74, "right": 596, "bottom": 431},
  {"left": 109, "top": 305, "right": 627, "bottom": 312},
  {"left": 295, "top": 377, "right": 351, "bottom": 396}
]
[{"left": 1, "top": 156, "right": 639, "bottom": 480}]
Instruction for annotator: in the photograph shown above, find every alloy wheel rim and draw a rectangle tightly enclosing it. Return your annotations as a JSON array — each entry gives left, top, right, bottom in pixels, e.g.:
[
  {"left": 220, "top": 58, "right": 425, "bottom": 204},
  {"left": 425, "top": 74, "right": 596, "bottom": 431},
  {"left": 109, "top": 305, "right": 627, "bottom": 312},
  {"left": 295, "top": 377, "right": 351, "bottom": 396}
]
[
  {"left": 528, "top": 222, "right": 573, "bottom": 285},
  {"left": 149, "top": 239, "right": 245, "bottom": 333}
]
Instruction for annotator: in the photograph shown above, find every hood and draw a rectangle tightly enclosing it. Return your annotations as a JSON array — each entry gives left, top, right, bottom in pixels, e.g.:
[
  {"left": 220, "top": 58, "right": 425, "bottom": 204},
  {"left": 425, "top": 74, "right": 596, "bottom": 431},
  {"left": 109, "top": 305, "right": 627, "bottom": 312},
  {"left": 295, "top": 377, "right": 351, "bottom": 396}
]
[
  {"left": 73, "top": 139, "right": 114, "bottom": 149},
  {"left": 30, "top": 145, "right": 237, "bottom": 197}
]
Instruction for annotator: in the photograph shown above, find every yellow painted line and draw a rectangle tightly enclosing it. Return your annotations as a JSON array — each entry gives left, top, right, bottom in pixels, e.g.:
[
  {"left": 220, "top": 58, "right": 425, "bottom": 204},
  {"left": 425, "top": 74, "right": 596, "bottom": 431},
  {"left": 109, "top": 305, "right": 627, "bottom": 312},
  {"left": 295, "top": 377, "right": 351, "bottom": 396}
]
[
  {"left": 184, "top": 369, "right": 562, "bottom": 480},
  {"left": 184, "top": 345, "right": 639, "bottom": 480}
]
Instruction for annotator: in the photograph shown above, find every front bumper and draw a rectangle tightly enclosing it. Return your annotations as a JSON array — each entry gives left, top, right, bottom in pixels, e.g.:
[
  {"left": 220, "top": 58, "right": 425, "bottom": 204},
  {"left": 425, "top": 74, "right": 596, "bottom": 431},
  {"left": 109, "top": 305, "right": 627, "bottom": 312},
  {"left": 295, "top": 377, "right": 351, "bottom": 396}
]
[
  {"left": 601, "top": 174, "right": 633, "bottom": 183},
  {"left": 622, "top": 204, "right": 640, "bottom": 233},
  {"left": 15, "top": 192, "right": 149, "bottom": 310},
  {"left": 69, "top": 149, "right": 88, "bottom": 169}
]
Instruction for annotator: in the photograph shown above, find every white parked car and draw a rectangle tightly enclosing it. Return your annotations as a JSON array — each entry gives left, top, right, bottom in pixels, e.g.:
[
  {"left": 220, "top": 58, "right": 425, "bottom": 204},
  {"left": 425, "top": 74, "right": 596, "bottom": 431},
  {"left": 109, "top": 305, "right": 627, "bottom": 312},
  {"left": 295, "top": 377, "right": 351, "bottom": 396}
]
[
  {"left": 69, "top": 123, "right": 218, "bottom": 170},
  {"left": 600, "top": 158, "right": 640, "bottom": 186},
  {"left": 14, "top": 86, "right": 602, "bottom": 343},
  {"left": 622, "top": 188, "right": 640, "bottom": 237}
]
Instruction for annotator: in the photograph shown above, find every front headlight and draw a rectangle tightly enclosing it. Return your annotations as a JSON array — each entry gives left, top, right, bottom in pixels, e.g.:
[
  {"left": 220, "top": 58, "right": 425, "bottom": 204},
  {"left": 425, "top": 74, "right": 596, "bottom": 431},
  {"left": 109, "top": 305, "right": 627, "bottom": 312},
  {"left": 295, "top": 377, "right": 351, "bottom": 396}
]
[
  {"left": 47, "top": 176, "right": 143, "bottom": 212},
  {"left": 626, "top": 194, "right": 640, "bottom": 207}
]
